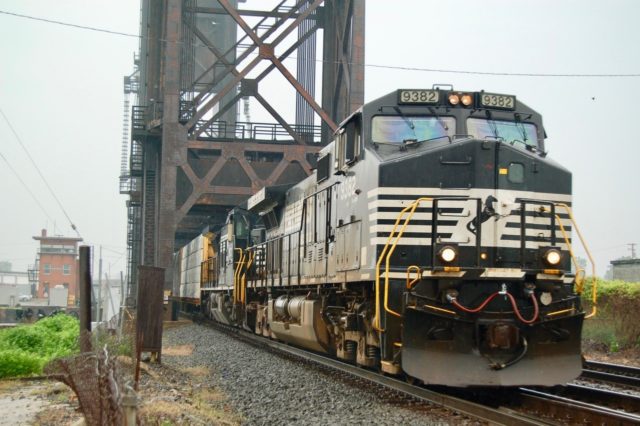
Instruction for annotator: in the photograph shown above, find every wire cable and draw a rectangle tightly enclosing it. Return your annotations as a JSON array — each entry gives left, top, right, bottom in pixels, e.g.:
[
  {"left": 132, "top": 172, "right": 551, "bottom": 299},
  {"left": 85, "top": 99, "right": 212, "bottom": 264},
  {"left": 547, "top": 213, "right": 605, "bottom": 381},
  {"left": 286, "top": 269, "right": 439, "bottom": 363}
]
[
  {"left": 0, "top": 150, "right": 55, "bottom": 223},
  {"left": 0, "top": 9, "right": 139, "bottom": 38},
  {"left": 1, "top": 9, "right": 639, "bottom": 78},
  {"left": 0, "top": 107, "right": 81, "bottom": 237}
]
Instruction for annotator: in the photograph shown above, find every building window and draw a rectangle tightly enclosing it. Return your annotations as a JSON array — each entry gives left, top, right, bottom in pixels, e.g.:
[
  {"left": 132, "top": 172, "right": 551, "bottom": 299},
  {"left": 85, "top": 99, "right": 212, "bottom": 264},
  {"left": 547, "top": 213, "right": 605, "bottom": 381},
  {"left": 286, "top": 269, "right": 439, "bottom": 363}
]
[
  {"left": 63, "top": 264, "right": 71, "bottom": 275},
  {"left": 44, "top": 264, "right": 51, "bottom": 275}
]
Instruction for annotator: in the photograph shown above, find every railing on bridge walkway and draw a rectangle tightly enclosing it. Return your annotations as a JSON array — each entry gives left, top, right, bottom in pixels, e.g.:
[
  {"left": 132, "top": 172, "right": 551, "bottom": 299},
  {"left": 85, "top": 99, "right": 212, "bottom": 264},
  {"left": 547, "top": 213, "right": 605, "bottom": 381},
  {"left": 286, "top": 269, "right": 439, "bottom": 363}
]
[{"left": 132, "top": 104, "right": 322, "bottom": 144}]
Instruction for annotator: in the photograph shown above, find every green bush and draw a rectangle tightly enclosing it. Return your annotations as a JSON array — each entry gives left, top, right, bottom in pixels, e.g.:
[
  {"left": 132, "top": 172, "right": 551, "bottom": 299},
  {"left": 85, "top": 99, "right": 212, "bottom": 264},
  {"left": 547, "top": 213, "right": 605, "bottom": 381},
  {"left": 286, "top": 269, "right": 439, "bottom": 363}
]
[
  {"left": 0, "top": 314, "right": 79, "bottom": 378},
  {"left": 581, "top": 278, "right": 640, "bottom": 350}
]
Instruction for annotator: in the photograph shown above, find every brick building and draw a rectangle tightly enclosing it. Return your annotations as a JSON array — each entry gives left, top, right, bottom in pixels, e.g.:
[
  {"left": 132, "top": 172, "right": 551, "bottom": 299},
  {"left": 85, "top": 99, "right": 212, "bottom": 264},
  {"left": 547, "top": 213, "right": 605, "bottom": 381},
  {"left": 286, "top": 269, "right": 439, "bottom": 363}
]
[{"left": 33, "top": 229, "right": 83, "bottom": 305}]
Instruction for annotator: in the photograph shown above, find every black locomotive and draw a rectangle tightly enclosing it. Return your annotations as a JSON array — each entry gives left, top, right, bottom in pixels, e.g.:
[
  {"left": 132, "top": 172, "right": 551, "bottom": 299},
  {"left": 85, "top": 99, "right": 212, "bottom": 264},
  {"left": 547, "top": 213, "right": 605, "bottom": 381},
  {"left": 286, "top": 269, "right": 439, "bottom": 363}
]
[{"left": 175, "top": 87, "right": 592, "bottom": 387}]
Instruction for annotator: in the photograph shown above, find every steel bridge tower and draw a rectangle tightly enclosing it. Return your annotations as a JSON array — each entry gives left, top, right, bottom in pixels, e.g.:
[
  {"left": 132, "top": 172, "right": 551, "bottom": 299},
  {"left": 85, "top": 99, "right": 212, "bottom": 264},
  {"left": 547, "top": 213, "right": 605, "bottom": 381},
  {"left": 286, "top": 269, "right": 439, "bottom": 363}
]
[{"left": 120, "top": 0, "right": 365, "bottom": 296}]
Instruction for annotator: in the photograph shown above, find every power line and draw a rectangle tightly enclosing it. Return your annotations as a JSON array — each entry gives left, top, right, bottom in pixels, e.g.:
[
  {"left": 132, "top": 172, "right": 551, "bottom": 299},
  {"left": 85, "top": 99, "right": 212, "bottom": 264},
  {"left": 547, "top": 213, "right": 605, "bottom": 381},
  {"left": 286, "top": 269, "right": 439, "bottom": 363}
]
[
  {"left": 0, "top": 150, "right": 55, "bottom": 223},
  {"left": 2, "top": 8, "right": 640, "bottom": 79},
  {"left": 0, "top": 10, "right": 139, "bottom": 38},
  {"left": 362, "top": 62, "right": 640, "bottom": 78},
  {"left": 0, "top": 107, "right": 81, "bottom": 237}
]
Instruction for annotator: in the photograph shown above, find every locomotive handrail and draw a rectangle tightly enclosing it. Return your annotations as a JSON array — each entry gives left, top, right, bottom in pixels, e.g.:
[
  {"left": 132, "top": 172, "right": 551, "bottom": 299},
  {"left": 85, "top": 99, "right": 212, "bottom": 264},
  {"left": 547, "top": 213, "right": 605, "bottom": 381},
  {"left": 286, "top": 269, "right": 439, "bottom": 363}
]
[
  {"left": 406, "top": 265, "right": 421, "bottom": 290},
  {"left": 553, "top": 203, "right": 597, "bottom": 319},
  {"left": 233, "top": 248, "right": 245, "bottom": 305},
  {"left": 374, "top": 197, "right": 432, "bottom": 332},
  {"left": 241, "top": 250, "right": 255, "bottom": 305}
]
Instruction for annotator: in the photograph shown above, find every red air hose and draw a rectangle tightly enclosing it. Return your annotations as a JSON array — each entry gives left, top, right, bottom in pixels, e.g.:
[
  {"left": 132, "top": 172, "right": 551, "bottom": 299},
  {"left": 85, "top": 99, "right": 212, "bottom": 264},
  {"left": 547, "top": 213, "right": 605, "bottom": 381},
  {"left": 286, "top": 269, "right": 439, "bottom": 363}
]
[
  {"left": 451, "top": 291, "right": 501, "bottom": 313},
  {"left": 451, "top": 291, "right": 539, "bottom": 324}
]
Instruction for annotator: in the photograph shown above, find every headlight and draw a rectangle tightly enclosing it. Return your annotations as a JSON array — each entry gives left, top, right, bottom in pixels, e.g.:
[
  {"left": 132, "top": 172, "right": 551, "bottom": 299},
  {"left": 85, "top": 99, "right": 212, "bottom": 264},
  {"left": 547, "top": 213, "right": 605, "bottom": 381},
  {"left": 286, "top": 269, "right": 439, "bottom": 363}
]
[
  {"left": 438, "top": 246, "right": 458, "bottom": 263},
  {"left": 544, "top": 249, "right": 562, "bottom": 266},
  {"left": 461, "top": 94, "right": 473, "bottom": 106},
  {"left": 448, "top": 93, "right": 460, "bottom": 106}
]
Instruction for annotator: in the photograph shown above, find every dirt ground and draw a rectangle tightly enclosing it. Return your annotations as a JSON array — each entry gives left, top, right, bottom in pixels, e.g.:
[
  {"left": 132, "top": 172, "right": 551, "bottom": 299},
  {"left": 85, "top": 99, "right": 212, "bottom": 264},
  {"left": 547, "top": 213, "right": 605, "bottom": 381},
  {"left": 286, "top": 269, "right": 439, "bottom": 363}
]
[
  {"left": 0, "top": 380, "right": 82, "bottom": 426},
  {"left": 0, "top": 344, "right": 241, "bottom": 425},
  {"left": 583, "top": 341, "right": 640, "bottom": 367}
]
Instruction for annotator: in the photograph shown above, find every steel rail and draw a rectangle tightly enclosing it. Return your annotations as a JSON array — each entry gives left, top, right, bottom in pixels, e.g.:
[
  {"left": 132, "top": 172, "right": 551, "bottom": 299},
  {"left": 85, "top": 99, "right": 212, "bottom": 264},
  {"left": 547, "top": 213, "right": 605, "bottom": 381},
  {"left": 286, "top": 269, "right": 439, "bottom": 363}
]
[
  {"left": 519, "top": 387, "right": 640, "bottom": 424},
  {"left": 200, "top": 317, "right": 547, "bottom": 426},
  {"left": 559, "top": 383, "right": 640, "bottom": 414},
  {"left": 582, "top": 360, "right": 640, "bottom": 388}
]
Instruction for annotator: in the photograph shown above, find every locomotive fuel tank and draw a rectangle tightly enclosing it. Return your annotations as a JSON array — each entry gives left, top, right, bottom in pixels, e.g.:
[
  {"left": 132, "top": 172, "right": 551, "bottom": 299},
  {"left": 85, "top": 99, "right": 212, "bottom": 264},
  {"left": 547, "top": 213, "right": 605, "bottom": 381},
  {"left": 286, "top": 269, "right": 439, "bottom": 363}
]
[{"left": 268, "top": 296, "right": 331, "bottom": 353}]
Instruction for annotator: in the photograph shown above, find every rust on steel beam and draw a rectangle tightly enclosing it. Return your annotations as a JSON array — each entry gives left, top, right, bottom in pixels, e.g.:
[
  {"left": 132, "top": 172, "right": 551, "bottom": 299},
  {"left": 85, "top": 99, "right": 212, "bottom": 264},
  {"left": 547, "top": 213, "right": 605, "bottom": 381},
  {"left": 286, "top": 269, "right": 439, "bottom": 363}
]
[
  {"left": 187, "top": 55, "right": 261, "bottom": 131},
  {"left": 190, "top": 0, "right": 326, "bottom": 134},
  {"left": 188, "top": 23, "right": 238, "bottom": 76},
  {"left": 253, "top": 93, "right": 306, "bottom": 145},
  {"left": 321, "top": 0, "right": 365, "bottom": 141},
  {"left": 333, "top": 5, "right": 353, "bottom": 99},
  {"left": 187, "top": 7, "right": 317, "bottom": 19},
  {"left": 270, "top": 56, "right": 338, "bottom": 133},
  {"left": 156, "top": 0, "right": 184, "bottom": 288},
  {"left": 216, "top": 0, "right": 262, "bottom": 46},
  {"left": 199, "top": 92, "right": 244, "bottom": 133},
  {"left": 187, "top": 140, "right": 316, "bottom": 153},
  {"left": 192, "top": 0, "right": 318, "bottom": 122},
  {"left": 187, "top": 6, "right": 272, "bottom": 92},
  {"left": 196, "top": 18, "right": 320, "bottom": 142},
  {"left": 349, "top": 0, "right": 366, "bottom": 114},
  {"left": 190, "top": 0, "right": 299, "bottom": 106}
]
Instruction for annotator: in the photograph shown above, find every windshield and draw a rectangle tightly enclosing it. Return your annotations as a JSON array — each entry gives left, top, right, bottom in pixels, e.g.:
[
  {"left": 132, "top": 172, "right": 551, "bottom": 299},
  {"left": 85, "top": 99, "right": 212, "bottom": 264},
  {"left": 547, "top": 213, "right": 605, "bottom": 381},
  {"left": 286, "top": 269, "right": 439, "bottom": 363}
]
[
  {"left": 466, "top": 117, "right": 538, "bottom": 149},
  {"left": 371, "top": 116, "right": 455, "bottom": 144}
]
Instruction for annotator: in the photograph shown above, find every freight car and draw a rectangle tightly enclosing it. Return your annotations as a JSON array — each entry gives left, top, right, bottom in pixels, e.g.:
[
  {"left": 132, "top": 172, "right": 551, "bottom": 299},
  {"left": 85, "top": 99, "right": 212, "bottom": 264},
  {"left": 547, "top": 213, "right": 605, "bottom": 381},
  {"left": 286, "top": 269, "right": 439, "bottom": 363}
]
[{"left": 174, "top": 87, "right": 596, "bottom": 387}]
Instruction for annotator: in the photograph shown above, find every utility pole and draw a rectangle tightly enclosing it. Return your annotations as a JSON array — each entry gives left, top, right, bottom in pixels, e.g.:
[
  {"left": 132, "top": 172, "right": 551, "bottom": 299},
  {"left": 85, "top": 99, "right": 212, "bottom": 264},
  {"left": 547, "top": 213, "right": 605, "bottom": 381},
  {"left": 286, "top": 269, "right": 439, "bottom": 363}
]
[
  {"left": 79, "top": 246, "right": 92, "bottom": 352},
  {"left": 98, "top": 245, "right": 103, "bottom": 323},
  {"left": 628, "top": 243, "right": 637, "bottom": 259}
]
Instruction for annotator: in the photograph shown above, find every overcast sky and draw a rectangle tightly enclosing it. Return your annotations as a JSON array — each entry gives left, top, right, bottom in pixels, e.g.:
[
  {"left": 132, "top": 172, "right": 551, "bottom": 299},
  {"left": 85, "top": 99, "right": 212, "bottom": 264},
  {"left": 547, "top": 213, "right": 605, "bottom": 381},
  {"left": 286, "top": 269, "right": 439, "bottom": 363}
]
[{"left": 1, "top": 0, "right": 639, "bottom": 278}]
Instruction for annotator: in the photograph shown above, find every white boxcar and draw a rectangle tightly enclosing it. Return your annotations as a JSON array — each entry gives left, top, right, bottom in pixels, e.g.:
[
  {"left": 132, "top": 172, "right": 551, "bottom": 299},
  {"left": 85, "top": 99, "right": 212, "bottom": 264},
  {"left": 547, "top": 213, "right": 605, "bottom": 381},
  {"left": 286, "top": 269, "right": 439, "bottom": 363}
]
[{"left": 178, "top": 235, "right": 213, "bottom": 301}]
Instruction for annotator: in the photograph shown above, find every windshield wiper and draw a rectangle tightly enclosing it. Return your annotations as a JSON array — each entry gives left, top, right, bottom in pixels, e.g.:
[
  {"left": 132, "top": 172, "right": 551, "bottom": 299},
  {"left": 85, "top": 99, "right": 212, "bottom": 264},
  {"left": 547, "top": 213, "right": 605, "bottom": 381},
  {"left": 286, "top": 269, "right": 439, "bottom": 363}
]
[
  {"left": 514, "top": 113, "right": 529, "bottom": 144},
  {"left": 402, "top": 134, "right": 451, "bottom": 147},
  {"left": 485, "top": 110, "right": 500, "bottom": 140},
  {"left": 393, "top": 106, "right": 416, "bottom": 135},
  {"left": 428, "top": 106, "right": 449, "bottom": 132}
]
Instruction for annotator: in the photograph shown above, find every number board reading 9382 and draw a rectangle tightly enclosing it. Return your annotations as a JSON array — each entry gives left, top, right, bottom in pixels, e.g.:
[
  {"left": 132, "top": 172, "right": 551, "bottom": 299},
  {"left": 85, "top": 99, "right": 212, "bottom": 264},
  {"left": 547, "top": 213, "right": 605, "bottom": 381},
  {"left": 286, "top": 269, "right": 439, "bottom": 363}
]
[
  {"left": 398, "top": 90, "right": 439, "bottom": 105},
  {"left": 480, "top": 93, "right": 516, "bottom": 110}
]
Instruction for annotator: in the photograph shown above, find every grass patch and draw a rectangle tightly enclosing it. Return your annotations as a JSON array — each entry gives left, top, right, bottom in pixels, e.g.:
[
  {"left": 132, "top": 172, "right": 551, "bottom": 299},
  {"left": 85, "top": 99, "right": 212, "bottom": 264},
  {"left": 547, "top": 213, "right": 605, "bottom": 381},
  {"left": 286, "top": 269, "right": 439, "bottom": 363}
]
[
  {"left": 139, "top": 397, "right": 240, "bottom": 425},
  {"left": 0, "top": 314, "right": 79, "bottom": 378},
  {"left": 181, "top": 366, "right": 209, "bottom": 377},
  {"left": 163, "top": 345, "right": 194, "bottom": 356},
  {"left": 582, "top": 279, "right": 640, "bottom": 350}
]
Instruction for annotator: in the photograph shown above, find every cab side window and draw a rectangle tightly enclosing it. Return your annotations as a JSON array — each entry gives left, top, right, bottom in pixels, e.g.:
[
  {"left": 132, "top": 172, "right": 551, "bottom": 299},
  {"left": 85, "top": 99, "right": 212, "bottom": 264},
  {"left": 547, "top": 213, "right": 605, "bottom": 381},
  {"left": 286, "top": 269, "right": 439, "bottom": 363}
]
[{"left": 335, "top": 115, "right": 361, "bottom": 172}]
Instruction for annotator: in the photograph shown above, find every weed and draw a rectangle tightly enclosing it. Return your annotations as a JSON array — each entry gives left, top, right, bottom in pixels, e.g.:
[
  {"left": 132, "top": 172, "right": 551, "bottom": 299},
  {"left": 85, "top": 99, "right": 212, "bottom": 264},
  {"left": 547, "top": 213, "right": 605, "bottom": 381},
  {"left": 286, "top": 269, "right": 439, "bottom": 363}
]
[
  {"left": 582, "top": 279, "right": 640, "bottom": 350},
  {"left": 0, "top": 314, "right": 79, "bottom": 378}
]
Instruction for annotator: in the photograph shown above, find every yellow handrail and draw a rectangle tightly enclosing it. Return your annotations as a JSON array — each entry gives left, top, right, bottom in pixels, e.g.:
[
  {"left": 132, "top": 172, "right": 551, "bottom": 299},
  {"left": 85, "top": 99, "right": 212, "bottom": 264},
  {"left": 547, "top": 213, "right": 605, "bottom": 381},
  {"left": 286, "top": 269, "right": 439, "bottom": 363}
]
[
  {"left": 374, "top": 197, "right": 432, "bottom": 331},
  {"left": 553, "top": 214, "right": 584, "bottom": 291},
  {"left": 554, "top": 203, "right": 597, "bottom": 319},
  {"left": 406, "top": 265, "right": 421, "bottom": 290},
  {"left": 233, "top": 248, "right": 244, "bottom": 304},
  {"left": 241, "top": 250, "right": 255, "bottom": 305}
]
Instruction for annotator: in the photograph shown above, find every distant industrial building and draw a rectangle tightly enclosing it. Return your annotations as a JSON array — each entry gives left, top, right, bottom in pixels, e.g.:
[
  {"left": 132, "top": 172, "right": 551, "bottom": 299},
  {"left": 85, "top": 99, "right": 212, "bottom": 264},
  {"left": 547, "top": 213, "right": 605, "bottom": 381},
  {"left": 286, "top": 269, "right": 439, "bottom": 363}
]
[
  {"left": 0, "top": 270, "right": 31, "bottom": 306},
  {"left": 33, "top": 229, "right": 83, "bottom": 306},
  {"left": 610, "top": 258, "right": 640, "bottom": 283}
]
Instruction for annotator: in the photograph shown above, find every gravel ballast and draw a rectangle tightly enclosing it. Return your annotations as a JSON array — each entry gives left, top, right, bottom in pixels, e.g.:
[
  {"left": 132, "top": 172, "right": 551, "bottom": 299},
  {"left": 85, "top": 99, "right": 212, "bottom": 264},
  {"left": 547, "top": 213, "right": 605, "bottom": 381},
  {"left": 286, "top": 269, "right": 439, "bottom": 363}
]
[{"left": 162, "top": 322, "right": 462, "bottom": 425}]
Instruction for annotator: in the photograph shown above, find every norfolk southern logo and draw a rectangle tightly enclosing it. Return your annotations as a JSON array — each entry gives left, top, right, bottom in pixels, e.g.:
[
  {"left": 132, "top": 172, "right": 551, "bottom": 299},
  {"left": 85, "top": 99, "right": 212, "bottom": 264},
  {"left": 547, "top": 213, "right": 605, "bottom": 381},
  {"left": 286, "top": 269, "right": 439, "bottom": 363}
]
[{"left": 466, "top": 195, "right": 499, "bottom": 234}]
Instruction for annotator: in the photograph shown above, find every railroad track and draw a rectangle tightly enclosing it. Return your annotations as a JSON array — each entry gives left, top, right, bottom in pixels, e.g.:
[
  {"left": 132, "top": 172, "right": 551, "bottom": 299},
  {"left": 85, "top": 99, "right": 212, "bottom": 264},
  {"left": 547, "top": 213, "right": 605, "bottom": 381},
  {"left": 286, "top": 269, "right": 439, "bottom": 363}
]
[
  {"left": 191, "top": 315, "right": 544, "bottom": 425},
  {"left": 582, "top": 360, "right": 640, "bottom": 388},
  {"left": 183, "top": 315, "right": 640, "bottom": 425},
  {"left": 519, "top": 384, "right": 640, "bottom": 425}
]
